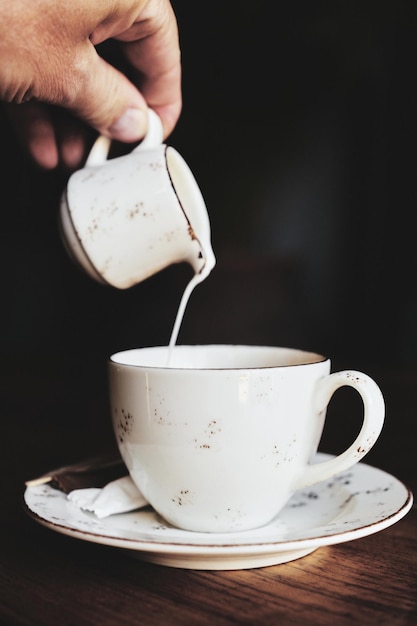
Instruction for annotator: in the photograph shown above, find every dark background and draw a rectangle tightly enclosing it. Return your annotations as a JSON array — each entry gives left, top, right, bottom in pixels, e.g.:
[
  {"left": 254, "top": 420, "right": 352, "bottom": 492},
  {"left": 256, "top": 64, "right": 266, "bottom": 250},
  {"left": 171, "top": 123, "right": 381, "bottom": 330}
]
[
  {"left": 0, "top": 1, "right": 416, "bottom": 469},
  {"left": 1, "top": 8, "right": 416, "bottom": 623}
]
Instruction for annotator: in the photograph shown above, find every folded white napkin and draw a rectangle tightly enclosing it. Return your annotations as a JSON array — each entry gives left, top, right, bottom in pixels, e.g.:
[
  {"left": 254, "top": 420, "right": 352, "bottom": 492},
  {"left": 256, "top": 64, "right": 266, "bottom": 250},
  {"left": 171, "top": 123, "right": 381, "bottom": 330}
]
[{"left": 67, "top": 475, "right": 148, "bottom": 518}]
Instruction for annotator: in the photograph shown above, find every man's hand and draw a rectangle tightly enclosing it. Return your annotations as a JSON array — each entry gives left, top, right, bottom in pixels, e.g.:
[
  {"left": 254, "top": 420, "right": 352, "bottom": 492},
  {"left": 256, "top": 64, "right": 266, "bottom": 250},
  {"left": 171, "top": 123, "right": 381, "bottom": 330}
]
[{"left": 0, "top": 0, "right": 182, "bottom": 169}]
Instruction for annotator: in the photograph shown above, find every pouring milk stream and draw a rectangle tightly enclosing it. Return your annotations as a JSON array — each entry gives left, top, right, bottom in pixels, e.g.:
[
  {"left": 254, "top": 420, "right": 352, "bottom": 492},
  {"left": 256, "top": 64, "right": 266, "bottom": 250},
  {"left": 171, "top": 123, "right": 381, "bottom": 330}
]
[{"left": 59, "top": 110, "right": 215, "bottom": 358}]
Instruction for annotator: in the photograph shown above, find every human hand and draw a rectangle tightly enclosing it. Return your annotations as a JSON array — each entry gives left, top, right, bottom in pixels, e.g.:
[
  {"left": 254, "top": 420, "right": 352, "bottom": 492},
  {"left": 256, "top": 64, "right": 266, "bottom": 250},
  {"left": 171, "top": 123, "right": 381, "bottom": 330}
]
[{"left": 0, "top": 0, "right": 182, "bottom": 169}]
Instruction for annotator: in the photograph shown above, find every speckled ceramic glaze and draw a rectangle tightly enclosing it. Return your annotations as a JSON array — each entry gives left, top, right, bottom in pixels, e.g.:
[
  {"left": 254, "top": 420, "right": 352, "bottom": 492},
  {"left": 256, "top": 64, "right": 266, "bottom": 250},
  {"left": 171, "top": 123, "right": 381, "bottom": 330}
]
[
  {"left": 108, "top": 345, "right": 385, "bottom": 533},
  {"left": 59, "top": 110, "right": 214, "bottom": 289}
]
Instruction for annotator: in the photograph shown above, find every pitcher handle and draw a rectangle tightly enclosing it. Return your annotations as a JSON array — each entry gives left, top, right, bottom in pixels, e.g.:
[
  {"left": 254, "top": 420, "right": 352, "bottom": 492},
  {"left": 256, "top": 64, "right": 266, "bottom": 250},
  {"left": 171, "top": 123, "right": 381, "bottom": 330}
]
[
  {"left": 294, "top": 370, "right": 385, "bottom": 489},
  {"left": 85, "top": 109, "right": 164, "bottom": 167}
]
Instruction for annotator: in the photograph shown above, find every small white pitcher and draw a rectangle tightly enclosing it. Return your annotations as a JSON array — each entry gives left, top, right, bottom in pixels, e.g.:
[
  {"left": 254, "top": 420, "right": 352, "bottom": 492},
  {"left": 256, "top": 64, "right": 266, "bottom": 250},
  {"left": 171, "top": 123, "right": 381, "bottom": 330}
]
[{"left": 59, "top": 110, "right": 215, "bottom": 289}]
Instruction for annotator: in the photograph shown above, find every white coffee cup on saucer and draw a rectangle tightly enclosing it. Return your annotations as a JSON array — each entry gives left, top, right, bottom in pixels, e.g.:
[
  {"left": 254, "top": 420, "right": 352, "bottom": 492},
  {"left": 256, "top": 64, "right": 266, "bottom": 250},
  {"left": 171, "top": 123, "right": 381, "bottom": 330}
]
[{"left": 108, "top": 344, "right": 385, "bottom": 533}]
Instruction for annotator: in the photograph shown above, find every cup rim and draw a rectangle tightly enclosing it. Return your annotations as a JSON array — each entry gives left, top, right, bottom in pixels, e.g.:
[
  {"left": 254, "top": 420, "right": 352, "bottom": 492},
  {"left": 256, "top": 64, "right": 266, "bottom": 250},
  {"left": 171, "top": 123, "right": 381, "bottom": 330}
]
[{"left": 108, "top": 344, "right": 329, "bottom": 371}]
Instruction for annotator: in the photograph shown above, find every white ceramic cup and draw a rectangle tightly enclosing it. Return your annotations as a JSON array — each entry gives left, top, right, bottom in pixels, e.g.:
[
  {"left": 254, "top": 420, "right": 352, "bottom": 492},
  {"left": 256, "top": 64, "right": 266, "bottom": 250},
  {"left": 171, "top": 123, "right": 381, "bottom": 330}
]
[
  {"left": 108, "top": 344, "right": 385, "bottom": 533},
  {"left": 59, "top": 110, "right": 214, "bottom": 289}
]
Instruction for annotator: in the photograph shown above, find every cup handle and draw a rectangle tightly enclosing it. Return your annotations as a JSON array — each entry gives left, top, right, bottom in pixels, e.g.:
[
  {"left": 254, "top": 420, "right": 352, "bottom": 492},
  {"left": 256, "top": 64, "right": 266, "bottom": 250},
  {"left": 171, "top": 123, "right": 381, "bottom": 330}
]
[
  {"left": 294, "top": 370, "right": 385, "bottom": 489},
  {"left": 132, "top": 109, "right": 164, "bottom": 151},
  {"left": 85, "top": 109, "right": 164, "bottom": 167}
]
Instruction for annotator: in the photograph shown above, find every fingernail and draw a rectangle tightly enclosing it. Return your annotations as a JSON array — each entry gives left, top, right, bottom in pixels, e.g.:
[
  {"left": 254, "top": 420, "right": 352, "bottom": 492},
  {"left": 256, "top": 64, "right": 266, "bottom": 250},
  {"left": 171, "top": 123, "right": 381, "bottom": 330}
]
[{"left": 107, "top": 108, "right": 147, "bottom": 142}]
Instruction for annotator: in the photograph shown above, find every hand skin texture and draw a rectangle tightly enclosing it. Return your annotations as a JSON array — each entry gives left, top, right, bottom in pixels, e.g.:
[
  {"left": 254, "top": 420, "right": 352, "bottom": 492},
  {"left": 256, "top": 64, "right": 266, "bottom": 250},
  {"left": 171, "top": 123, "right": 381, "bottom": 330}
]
[{"left": 0, "top": 0, "right": 182, "bottom": 169}]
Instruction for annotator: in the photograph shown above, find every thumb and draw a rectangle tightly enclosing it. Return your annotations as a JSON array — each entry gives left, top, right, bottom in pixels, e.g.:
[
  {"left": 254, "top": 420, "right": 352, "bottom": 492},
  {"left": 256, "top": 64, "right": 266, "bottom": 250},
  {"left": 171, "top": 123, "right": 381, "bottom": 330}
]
[{"left": 68, "top": 52, "right": 149, "bottom": 143}]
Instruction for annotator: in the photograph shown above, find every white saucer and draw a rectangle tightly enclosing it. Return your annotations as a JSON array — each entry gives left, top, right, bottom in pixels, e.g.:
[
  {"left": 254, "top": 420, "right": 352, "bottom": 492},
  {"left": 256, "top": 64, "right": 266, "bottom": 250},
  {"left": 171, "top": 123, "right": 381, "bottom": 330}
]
[{"left": 23, "top": 453, "right": 413, "bottom": 570}]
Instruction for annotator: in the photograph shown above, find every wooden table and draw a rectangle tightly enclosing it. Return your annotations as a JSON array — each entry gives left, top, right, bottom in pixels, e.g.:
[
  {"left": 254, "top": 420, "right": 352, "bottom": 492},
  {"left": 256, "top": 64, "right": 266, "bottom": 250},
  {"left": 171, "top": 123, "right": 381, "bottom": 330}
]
[{"left": 1, "top": 365, "right": 416, "bottom": 625}]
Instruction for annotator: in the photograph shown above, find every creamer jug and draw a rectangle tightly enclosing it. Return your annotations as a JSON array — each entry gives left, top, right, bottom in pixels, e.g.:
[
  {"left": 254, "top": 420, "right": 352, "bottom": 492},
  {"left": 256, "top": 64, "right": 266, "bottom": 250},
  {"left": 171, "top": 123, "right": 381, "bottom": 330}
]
[{"left": 59, "top": 110, "right": 215, "bottom": 289}]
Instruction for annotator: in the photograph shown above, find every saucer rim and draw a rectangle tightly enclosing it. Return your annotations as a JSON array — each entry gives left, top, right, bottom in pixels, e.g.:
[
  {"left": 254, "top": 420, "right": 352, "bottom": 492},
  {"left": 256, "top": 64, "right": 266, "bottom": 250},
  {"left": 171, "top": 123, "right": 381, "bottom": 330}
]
[{"left": 23, "top": 454, "right": 413, "bottom": 569}]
